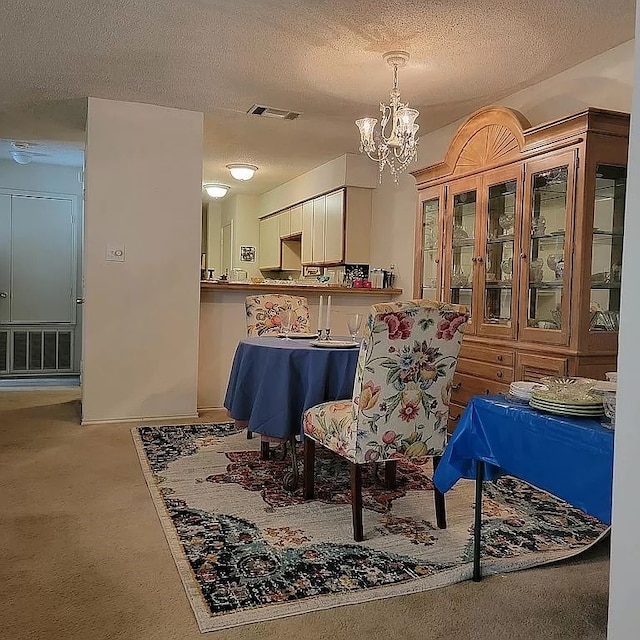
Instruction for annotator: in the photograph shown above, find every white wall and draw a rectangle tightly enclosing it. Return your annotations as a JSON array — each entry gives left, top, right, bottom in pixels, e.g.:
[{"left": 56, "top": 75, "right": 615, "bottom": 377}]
[
  {"left": 607, "top": 21, "right": 640, "bottom": 640},
  {"left": 259, "top": 153, "right": 378, "bottom": 216},
  {"left": 0, "top": 160, "right": 83, "bottom": 196},
  {"left": 82, "top": 98, "right": 203, "bottom": 423},
  {"left": 370, "top": 40, "right": 635, "bottom": 296}
]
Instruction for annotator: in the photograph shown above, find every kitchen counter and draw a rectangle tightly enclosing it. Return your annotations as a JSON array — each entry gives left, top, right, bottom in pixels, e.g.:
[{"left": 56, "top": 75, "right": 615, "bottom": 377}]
[
  {"left": 200, "top": 281, "right": 402, "bottom": 296},
  {"left": 198, "top": 281, "right": 402, "bottom": 410}
]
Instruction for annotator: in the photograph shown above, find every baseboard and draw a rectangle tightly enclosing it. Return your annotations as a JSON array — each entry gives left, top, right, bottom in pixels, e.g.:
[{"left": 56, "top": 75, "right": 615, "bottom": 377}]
[
  {"left": 81, "top": 412, "right": 200, "bottom": 426},
  {"left": 197, "top": 405, "right": 228, "bottom": 413}
]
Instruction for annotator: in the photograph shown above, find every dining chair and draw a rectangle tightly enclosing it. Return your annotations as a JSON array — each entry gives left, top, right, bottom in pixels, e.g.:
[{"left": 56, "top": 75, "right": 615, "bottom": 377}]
[
  {"left": 302, "top": 299, "right": 468, "bottom": 541},
  {"left": 244, "top": 293, "right": 311, "bottom": 444},
  {"left": 245, "top": 294, "right": 311, "bottom": 337}
]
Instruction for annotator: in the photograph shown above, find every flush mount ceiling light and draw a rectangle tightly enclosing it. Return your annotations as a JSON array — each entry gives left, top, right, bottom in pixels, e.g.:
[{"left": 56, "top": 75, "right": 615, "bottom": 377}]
[
  {"left": 355, "top": 51, "right": 419, "bottom": 183},
  {"left": 10, "top": 141, "right": 34, "bottom": 164},
  {"left": 226, "top": 163, "right": 258, "bottom": 181},
  {"left": 203, "top": 183, "right": 230, "bottom": 198}
]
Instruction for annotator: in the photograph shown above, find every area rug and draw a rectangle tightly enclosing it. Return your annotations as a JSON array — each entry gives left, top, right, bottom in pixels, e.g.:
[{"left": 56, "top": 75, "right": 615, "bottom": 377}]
[{"left": 132, "top": 423, "right": 609, "bottom": 633}]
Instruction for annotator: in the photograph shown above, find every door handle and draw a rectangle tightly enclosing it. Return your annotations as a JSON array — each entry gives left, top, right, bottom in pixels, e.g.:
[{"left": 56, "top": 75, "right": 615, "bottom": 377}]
[
  {"left": 0, "top": 292, "right": 7, "bottom": 299},
  {"left": 76, "top": 298, "right": 85, "bottom": 304}
]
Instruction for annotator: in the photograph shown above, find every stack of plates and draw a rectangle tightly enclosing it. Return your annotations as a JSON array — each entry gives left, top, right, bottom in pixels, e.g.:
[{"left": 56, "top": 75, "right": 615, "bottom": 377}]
[
  {"left": 508, "top": 381, "right": 548, "bottom": 402},
  {"left": 529, "top": 388, "right": 604, "bottom": 417}
]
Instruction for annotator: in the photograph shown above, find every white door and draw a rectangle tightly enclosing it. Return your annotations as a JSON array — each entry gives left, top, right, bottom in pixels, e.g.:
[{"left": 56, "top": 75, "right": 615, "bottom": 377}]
[
  {"left": 10, "top": 195, "right": 75, "bottom": 323},
  {"left": 0, "top": 195, "right": 10, "bottom": 323},
  {"left": 0, "top": 194, "right": 77, "bottom": 375}
]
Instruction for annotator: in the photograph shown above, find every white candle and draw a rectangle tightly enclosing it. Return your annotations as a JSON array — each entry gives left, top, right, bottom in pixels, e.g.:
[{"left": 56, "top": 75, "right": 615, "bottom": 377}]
[
  {"left": 326, "top": 295, "right": 332, "bottom": 331},
  {"left": 317, "top": 295, "right": 324, "bottom": 333}
]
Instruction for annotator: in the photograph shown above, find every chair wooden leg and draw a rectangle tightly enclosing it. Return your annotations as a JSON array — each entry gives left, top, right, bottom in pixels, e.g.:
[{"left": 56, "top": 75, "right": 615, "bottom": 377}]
[
  {"left": 432, "top": 455, "right": 447, "bottom": 529},
  {"left": 384, "top": 460, "right": 397, "bottom": 489},
  {"left": 247, "top": 430, "right": 253, "bottom": 439},
  {"left": 303, "top": 437, "right": 315, "bottom": 499},
  {"left": 350, "top": 463, "right": 364, "bottom": 542},
  {"left": 260, "top": 440, "right": 270, "bottom": 460}
]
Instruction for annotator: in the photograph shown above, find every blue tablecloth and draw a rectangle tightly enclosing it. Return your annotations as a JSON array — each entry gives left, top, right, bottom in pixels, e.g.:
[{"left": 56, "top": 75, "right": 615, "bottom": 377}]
[
  {"left": 433, "top": 394, "right": 614, "bottom": 524},
  {"left": 224, "top": 337, "right": 359, "bottom": 439}
]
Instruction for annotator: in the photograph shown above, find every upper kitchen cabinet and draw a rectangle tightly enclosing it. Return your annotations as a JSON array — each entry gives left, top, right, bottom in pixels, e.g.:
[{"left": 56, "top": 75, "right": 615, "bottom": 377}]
[
  {"left": 412, "top": 106, "right": 629, "bottom": 423},
  {"left": 258, "top": 214, "right": 281, "bottom": 270},
  {"left": 300, "top": 187, "right": 372, "bottom": 266}
]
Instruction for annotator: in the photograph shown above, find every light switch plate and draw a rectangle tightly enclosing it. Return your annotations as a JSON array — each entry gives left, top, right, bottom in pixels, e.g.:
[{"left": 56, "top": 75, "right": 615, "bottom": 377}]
[{"left": 106, "top": 245, "right": 125, "bottom": 262}]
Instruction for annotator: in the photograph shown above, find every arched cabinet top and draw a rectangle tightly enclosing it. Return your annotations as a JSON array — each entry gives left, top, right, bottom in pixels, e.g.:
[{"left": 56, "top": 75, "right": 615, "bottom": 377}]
[{"left": 412, "top": 106, "right": 531, "bottom": 185}]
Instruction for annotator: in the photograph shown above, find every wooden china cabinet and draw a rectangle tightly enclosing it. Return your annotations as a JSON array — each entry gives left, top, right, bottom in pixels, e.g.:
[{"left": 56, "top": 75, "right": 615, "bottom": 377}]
[{"left": 412, "top": 106, "right": 629, "bottom": 432}]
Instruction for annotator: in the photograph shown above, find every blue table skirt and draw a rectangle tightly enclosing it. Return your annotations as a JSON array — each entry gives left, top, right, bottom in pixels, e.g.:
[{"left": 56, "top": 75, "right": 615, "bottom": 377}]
[
  {"left": 224, "top": 337, "right": 359, "bottom": 439},
  {"left": 433, "top": 394, "right": 614, "bottom": 524}
]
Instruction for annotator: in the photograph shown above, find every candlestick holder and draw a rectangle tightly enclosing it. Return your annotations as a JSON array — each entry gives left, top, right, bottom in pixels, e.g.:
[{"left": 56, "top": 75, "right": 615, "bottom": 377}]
[{"left": 321, "top": 328, "right": 331, "bottom": 341}]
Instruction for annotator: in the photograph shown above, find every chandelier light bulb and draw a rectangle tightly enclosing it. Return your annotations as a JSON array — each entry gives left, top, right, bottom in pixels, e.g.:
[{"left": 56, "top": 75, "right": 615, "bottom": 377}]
[
  {"left": 203, "top": 183, "right": 230, "bottom": 198},
  {"left": 226, "top": 163, "right": 258, "bottom": 181},
  {"left": 355, "top": 51, "right": 420, "bottom": 183}
]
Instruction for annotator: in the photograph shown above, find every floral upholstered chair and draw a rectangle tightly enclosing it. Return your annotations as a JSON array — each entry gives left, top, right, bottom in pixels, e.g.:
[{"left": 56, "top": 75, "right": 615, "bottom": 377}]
[
  {"left": 245, "top": 294, "right": 311, "bottom": 337},
  {"left": 302, "top": 299, "right": 468, "bottom": 541}
]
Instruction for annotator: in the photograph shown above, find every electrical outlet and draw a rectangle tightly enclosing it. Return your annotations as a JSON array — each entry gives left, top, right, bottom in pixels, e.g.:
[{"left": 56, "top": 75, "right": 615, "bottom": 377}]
[{"left": 106, "top": 245, "right": 125, "bottom": 262}]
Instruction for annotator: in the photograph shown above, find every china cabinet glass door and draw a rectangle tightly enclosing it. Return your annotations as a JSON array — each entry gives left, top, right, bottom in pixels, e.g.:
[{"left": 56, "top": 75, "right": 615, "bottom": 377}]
[
  {"left": 419, "top": 188, "right": 443, "bottom": 301},
  {"left": 445, "top": 177, "right": 479, "bottom": 332},
  {"left": 519, "top": 151, "right": 576, "bottom": 345},
  {"left": 588, "top": 163, "right": 625, "bottom": 336},
  {"left": 478, "top": 167, "right": 522, "bottom": 339}
]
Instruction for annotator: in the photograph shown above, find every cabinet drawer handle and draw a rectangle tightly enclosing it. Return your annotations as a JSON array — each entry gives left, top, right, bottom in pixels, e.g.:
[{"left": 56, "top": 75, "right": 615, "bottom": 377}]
[
  {"left": 496, "top": 371, "right": 503, "bottom": 379},
  {"left": 451, "top": 382, "right": 462, "bottom": 391},
  {"left": 434, "top": 258, "right": 440, "bottom": 264},
  {"left": 451, "top": 414, "right": 461, "bottom": 422},
  {"left": 496, "top": 355, "right": 503, "bottom": 362},
  {"left": 520, "top": 253, "right": 527, "bottom": 260}
]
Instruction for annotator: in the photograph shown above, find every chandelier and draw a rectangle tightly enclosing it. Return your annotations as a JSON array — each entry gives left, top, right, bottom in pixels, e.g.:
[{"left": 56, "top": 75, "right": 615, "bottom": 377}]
[{"left": 355, "top": 51, "right": 419, "bottom": 183}]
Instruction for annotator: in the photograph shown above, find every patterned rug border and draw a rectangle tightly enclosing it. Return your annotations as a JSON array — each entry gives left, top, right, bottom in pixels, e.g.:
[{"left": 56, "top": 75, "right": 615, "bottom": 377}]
[{"left": 131, "top": 424, "right": 610, "bottom": 633}]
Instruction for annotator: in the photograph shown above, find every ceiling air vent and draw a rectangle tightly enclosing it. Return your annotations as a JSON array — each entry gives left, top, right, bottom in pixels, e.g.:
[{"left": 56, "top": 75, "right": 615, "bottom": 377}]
[{"left": 247, "top": 104, "right": 301, "bottom": 120}]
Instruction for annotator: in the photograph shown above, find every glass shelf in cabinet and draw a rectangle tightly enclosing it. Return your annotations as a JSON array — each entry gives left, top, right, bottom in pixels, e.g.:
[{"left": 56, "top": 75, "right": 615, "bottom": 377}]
[
  {"left": 450, "top": 286, "right": 473, "bottom": 291},
  {"left": 485, "top": 283, "right": 513, "bottom": 289},
  {"left": 531, "top": 231, "right": 565, "bottom": 239},
  {"left": 590, "top": 283, "right": 622, "bottom": 290},
  {"left": 486, "top": 235, "right": 514, "bottom": 244},
  {"left": 529, "top": 281, "right": 564, "bottom": 289},
  {"left": 452, "top": 239, "right": 476, "bottom": 248}
]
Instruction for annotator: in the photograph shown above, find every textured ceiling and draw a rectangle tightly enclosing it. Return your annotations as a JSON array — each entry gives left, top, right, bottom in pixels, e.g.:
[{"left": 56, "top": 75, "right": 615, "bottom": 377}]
[{"left": 0, "top": 0, "right": 635, "bottom": 194}]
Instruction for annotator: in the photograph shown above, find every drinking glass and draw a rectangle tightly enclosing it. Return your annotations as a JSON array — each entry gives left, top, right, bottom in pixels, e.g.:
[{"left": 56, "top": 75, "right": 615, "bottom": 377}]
[
  {"left": 279, "top": 309, "right": 292, "bottom": 339},
  {"left": 346, "top": 313, "right": 363, "bottom": 342}
]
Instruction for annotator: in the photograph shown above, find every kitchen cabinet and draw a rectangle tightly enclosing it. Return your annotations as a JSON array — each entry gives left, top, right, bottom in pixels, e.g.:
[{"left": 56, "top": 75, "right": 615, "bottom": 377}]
[
  {"left": 312, "top": 196, "right": 326, "bottom": 264},
  {"left": 412, "top": 106, "right": 629, "bottom": 428},
  {"left": 290, "top": 204, "right": 303, "bottom": 235},
  {"left": 301, "top": 201, "right": 314, "bottom": 264},
  {"left": 301, "top": 187, "right": 371, "bottom": 266},
  {"left": 262, "top": 187, "right": 372, "bottom": 268},
  {"left": 259, "top": 215, "right": 281, "bottom": 270},
  {"left": 279, "top": 209, "right": 290, "bottom": 239}
]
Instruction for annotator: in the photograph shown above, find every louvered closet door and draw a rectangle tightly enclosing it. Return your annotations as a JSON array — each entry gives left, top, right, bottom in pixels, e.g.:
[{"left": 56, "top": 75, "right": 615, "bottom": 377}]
[{"left": 10, "top": 195, "right": 75, "bottom": 323}]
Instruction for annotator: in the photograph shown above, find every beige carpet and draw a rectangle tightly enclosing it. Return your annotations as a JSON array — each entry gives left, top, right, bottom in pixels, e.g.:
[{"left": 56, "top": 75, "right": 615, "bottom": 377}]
[{"left": 0, "top": 389, "right": 610, "bottom": 640}]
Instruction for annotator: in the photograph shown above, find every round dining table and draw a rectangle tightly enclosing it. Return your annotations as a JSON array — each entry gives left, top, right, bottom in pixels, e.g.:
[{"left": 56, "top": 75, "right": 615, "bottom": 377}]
[{"left": 224, "top": 336, "right": 360, "bottom": 440}]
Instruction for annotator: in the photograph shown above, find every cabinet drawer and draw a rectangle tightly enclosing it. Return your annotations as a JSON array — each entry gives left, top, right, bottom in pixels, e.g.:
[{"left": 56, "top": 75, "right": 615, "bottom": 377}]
[
  {"left": 456, "top": 358, "right": 514, "bottom": 383},
  {"left": 459, "top": 343, "right": 514, "bottom": 366},
  {"left": 515, "top": 353, "right": 568, "bottom": 382},
  {"left": 447, "top": 402, "right": 466, "bottom": 434},
  {"left": 451, "top": 372, "right": 509, "bottom": 406}
]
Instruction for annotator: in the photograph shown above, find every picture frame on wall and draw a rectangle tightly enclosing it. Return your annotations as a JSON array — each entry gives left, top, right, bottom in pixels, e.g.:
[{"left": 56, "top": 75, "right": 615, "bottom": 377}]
[
  {"left": 302, "top": 265, "right": 322, "bottom": 277},
  {"left": 240, "top": 245, "right": 256, "bottom": 263}
]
